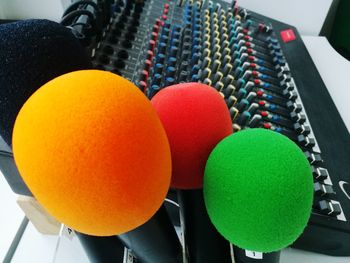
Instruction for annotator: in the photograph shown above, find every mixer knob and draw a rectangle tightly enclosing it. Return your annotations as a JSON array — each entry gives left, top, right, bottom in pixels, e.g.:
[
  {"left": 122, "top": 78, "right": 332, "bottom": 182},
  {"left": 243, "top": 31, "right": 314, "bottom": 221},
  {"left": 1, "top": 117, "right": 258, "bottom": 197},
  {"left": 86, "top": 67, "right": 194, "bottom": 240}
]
[
  {"left": 156, "top": 53, "right": 166, "bottom": 64},
  {"left": 191, "top": 64, "right": 200, "bottom": 76},
  {"left": 154, "top": 63, "right": 164, "bottom": 75},
  {"left": 248, "top": 114, "right": 262, "bottom": 128},
  {"left": 165, "top": 77, "right": 175, "bottom": 86},
  {"left": 236, "top": 99, "right": 249, "bottom": 112},
  {"left": 166, "top": 67, "right": 176, "bottom": 78},
  {"left": 214, "top": 81, "right": 224, "bottom": 91},
  {"left": 169, "top": 46, "right": 178, "bottom": 58}
]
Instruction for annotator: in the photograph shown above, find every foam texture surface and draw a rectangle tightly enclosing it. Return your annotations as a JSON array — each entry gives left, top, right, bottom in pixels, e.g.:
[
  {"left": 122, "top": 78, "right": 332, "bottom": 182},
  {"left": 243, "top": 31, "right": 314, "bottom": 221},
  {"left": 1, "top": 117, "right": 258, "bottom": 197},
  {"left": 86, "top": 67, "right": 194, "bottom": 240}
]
[
  {"left": 0, "top": 19, "right": 92, "bottom": 146},
  {"left": 204, "top": 128, "right": 313, "bottom": 252},
  {"left": 12, "top": 70, "right": 171, "bottom": 236},
  {"left": 151, "top": 83, "right": 232, "bottom": 189}
]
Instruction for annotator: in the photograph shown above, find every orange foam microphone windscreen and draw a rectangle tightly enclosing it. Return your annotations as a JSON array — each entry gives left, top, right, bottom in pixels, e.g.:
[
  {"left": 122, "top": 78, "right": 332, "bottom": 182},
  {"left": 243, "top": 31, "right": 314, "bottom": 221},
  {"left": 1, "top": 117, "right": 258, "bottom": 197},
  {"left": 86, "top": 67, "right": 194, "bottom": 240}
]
[{"left": 12, "top": 70, "right": 171, "bottom": 236}]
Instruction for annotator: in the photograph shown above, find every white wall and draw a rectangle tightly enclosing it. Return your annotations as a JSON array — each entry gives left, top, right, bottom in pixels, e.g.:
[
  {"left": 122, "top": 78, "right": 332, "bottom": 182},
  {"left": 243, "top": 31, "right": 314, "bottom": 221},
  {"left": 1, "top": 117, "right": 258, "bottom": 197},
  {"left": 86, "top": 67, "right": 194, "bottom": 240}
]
[
  {"left": 0, "top": 3, "right": 4, "bottom": 19},
  {"left": 0, "top": 0, "right": 65, "bottom": 21}
]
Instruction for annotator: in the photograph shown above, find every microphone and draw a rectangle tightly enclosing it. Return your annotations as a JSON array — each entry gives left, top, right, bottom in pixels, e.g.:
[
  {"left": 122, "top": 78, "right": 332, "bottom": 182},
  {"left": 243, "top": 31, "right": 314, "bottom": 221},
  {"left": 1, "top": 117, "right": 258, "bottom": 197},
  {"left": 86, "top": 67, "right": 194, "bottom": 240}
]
[
  {"left": 0, "top": 19, "right": 92, "bottom": 147},
  {"left": 151, "top": 82, "right": 233, "bottom": 263},
  {"left": 12, "top": 70, "right": 182, "bottom": 262},
  {"left": 0, "top": 19, "right": 92, "bottom": 197},
  {"left": 204, "top": 128, "right": 314, "bottom": 262}
]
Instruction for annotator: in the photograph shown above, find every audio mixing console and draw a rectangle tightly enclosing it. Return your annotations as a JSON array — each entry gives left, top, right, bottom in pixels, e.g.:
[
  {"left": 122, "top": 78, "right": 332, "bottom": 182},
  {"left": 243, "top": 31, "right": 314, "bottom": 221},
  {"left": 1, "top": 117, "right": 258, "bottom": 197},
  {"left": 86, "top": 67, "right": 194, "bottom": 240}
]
[{"left": 0, "top": 0, "right": 349, "bottom": 257}]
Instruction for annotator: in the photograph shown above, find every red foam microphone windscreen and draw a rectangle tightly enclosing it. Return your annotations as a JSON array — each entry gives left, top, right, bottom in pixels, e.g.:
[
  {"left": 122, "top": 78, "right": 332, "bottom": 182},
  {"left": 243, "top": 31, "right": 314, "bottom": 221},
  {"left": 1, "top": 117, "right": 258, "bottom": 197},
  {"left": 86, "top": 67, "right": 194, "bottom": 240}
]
[
  {"left": 151, "top": 83, "right": 233, "bottom": 189},
  {"left": 12, "top": 70, "right": 171, "bottom": 236}
]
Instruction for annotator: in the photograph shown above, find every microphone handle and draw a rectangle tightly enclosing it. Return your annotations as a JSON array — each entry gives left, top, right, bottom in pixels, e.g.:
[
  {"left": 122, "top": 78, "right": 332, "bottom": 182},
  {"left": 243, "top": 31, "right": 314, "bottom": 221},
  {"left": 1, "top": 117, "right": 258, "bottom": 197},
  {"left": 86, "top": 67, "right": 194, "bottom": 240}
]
[
  {"left": 118, "top": 204, "right": 183, "bottom": 263},
  {"left": 232, "top": 245, "right": 281, "bottom": 263},
  {"left": 177, "top": 189, "right": 232, "bottom": 263},
  {"left": 76, "top": 232, "right": 125, "bottom": 263}
]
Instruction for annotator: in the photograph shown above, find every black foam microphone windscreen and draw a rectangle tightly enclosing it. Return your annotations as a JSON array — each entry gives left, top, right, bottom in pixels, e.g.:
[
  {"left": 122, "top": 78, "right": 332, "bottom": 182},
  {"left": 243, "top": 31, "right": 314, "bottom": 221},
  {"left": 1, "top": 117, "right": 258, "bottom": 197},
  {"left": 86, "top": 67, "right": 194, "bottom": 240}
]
[{"left": 0, "top": 19, "right": 92, "bottom": 146}]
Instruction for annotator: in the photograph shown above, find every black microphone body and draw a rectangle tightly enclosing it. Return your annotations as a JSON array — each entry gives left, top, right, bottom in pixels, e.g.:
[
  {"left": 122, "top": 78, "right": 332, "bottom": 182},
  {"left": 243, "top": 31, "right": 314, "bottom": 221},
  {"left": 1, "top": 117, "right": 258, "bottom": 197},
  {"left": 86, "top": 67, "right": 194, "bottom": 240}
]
[
  {"left": 76, "top": 232, "right": 126, "bottom": 263},
  {"left": 118, "top": 205, "right": 183, "bottom": 263},
  {"left": 178, "top": 189, "right": 232, "bottom": 263}
]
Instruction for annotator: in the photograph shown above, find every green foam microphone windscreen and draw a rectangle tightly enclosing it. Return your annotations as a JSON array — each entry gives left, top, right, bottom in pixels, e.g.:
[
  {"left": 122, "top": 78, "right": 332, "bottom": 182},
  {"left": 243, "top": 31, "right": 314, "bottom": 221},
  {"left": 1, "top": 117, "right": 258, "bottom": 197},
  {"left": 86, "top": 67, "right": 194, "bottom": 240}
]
[{"left": 203, "top": 128, "right": 313, "bottom": 252}]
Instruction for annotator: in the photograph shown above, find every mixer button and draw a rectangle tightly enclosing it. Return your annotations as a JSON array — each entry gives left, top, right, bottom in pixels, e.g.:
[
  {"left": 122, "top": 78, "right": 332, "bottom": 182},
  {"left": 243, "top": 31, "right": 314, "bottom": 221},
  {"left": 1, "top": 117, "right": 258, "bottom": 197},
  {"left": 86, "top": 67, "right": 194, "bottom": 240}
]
[
  {"left": 312, "top": 167, "right": 329, "bottom": 181},
  {"left": 317, "top": 200, "right": 341, "bottom": 217}
]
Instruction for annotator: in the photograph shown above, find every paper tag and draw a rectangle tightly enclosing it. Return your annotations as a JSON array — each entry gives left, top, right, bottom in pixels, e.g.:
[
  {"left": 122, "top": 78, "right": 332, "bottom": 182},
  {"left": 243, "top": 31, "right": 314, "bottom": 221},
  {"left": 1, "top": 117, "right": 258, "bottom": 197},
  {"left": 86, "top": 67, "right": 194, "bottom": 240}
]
[{"left": 245, "top": 250, "right": 263, "bottom": 259}]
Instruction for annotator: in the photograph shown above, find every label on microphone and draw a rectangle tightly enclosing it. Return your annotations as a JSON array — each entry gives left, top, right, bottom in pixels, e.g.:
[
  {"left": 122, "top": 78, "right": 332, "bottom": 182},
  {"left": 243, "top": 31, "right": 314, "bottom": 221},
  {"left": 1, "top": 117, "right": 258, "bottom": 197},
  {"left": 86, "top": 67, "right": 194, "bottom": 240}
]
[
  {"left": 245, "top": 250, "right": 263, "bottom": 259},
  {"left": 62, "top": 225, "right": 76, "bottom": 241},
  {"left": 123, "top": 248, "right": 137, "bottom": 263}
]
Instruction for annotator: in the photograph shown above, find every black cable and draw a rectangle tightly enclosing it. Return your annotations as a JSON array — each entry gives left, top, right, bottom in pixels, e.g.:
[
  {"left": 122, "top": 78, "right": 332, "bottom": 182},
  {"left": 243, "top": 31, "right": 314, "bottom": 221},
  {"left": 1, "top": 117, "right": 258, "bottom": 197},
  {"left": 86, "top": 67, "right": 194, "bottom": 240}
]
[
  {"left": 60, "top": 9, "right": 96, "bottom": 28},
  {"left": 62, "top": 0, "right": 99, "bottom": 17},
  {"left": 71, "top": 21, "right": 93, "bottom": 29},
  {"left": 60, "top": 9, "right": 99, "bottom": 42},
  {"left": 60, "top": 0, "right": 112, "bottom": 45}
]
